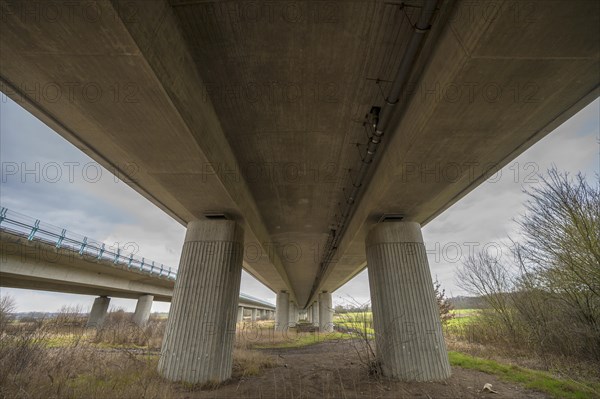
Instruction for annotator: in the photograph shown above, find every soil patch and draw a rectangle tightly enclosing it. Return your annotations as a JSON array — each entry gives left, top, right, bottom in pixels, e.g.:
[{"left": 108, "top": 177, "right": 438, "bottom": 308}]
[{"left": 183, "top": 340, "right": 549, "bottom": 398}]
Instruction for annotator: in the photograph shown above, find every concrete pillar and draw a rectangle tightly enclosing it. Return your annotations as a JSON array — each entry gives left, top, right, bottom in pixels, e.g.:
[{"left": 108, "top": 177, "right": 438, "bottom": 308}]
[
  {"left": 237, "top": 306, "right": 244, "bottom": 323},
  {"left": 288, "top": 301, "right": 298, "bottom": 326},
  {"left": 132, "top": 294, "right": 153, "bottom": 327},
  {"left": 87, "top": 296, "right": 110, "bottom": 328},
  {"left": 275, "top": 291, "right": 289, "bottom": 331},
  {"left": 319, "top": 292, "right": 333, "bottom": 332},
  {"left": 251, "top": 308, "right": 257, "bottom": 321},
  {"left": 366, "top": 221, "right": 451, "bottom": 381},
  {"left": 311, "top": 301, "right": 319, "bottom": 327},
  {"left": 158, "top": 219, "right": 244, "bottom": 384},
  {"left": 307, "top": 306, "right": 312, "bottom": 322}
]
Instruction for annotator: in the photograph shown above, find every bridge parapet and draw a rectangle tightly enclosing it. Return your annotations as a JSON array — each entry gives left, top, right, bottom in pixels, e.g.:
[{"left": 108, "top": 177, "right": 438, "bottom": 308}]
[{"left": 0, "top": 207, "right": 176, "bottom": 280}]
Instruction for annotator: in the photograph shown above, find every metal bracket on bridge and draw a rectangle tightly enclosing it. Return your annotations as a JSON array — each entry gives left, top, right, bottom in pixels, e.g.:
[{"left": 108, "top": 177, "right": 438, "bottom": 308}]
[
  {"left": 56, "top": 229, "right": 67, "bottom": 248},
  {"left": 97, "top": 243, "right": 105, "bottom": 260},
  {"left": 79, "top": 237, "right": 88, "bottom": 255},
  {"left": 0, "top": 207, "right": 7, "bottom": 225},
  {"left": 27, "top": 220, "right": 40, "bottom": 241}
]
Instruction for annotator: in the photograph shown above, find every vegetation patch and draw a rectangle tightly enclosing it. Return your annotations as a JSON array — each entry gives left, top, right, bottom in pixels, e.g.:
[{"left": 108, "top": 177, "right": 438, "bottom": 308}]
[{"left": 449, "top": 351, "right": 600, "bottom": 399}]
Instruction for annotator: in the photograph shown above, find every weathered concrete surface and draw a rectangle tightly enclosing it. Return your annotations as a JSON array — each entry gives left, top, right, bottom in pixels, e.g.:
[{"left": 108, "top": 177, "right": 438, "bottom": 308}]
[
  {"left": 132, "top": 294, "right": 153, "bottom": 327},
  {"left": 366, "top": 222, "right": 451, "bottom": 381},
  {"left": 288, "top": 301, "right": 299, "bottom": 327},
  {"left": 87, "top": 296, "right": 110, "bottom": 328},
  {"left": 237, "top": 306, "right": 244, "bottom": 322},
  {"left": 0, "top": 1, "right": 598, "bottom": 307},
  {"left": 312, "top": 301, "right": 320, "bottom": 327},
  {"left": 319, "top": 293, "right": 333, "bottom": 332},
  {"left": 275, "top": 291, "right": 289, "bottom": 331},
  {"left": 158, "top": 220, "right": 244, "bottom": 384}
]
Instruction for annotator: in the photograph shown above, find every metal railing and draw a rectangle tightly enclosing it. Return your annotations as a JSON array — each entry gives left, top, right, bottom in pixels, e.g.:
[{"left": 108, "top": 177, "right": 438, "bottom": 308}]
[{"left": 0, "top": 207, "right": 176, "bottom": 280}]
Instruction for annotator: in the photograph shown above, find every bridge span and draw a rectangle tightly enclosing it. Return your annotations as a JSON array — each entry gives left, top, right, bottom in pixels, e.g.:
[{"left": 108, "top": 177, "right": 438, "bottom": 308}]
[
  {"left": 1, "top": 0, "right": 598, "bottom": 384},
  {"left": 0, "top": 208, "right": 275, "bottom": 327}
]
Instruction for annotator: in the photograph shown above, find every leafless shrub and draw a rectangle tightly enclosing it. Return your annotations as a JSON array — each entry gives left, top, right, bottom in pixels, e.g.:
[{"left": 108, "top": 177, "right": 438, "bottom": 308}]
[
  {"left": 455, "top": 168, "right": 600, "bottom": 361},
  {"left": 0, "top": 295, "right": 15, "bottom": 334},
  {"left": 334, "top": 297, "right": 381, "bottom": 378},
  {"left": 92, "top": 308, "right": 165, "bottom": 349},
  {"left": 434, "top": 277, "right": 455, "bottom": 325}
]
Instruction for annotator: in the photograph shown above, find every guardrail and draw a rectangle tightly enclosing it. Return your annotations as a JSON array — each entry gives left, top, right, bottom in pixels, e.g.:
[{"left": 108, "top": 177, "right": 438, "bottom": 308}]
[{"left": 0, "top": 207, "right": 176, "bottom": 280}]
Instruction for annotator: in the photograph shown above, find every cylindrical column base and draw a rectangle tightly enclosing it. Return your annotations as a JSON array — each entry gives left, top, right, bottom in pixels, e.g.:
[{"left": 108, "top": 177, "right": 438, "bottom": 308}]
[
  {"left": 288, "top": 301, "right": 298, "bottom": 327},
  {"left": 132, "top": 294, "right": 153, "bottom": 327},
  {"left": 275, "top": 291, "right": 289, "bottom": 331},
  {"left": 158, "top": 219, "right": 244, "bottom": 384},
  {"left": 87, "top": 296, "right": 110, "bottom": 328},
  {"left": 366, "top": 221, "right": 451, "bottom": 381},
  {"left": 319, "top": 293, "right": 333, "bottom": 332},
  {"left": 311, "top": 301, "right": 319, "bottom": 327}
]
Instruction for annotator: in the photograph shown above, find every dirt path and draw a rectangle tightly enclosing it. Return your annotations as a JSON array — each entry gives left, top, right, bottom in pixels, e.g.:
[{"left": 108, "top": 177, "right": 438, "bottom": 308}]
[{"left": 183, "top": 340, "right": 549, "bottom": 399}]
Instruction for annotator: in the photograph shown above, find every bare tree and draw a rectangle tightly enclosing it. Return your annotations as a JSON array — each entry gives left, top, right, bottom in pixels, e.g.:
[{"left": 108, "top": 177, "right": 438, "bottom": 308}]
[
  {"left": 456, "top": 251, "right": 517, "bottom": 339},
  {"left": 0, "top": 295, "right": 16, "bottom": 333},
  {"left": 517, "top": 168, "right": 600, "bottom": 299},
  {"left": 456, "top": 167, "right": 600, "bottom": 359}
]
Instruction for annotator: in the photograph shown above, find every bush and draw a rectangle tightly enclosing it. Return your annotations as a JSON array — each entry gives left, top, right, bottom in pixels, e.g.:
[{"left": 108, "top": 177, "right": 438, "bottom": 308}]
[{"left": 455, "top": 168, "right": 600, "bottom": 361}]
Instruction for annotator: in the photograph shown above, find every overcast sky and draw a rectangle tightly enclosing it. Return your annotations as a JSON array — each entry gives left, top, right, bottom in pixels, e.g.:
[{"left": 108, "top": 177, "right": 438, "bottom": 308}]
[{"left": 1, "top": 94, "right": 598, "bottom": 312}]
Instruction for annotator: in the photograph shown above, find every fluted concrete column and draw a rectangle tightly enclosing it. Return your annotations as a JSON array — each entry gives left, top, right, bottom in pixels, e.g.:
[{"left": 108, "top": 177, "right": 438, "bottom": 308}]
[
  {"left": 275, "top": 291, "right": 289, "bottom": 331},
  {"left": 87, "top": 296, "right": 110, "bottom": 328},
  {"left": 132, "top": 294, "right": 153, "bottom": 327},
  {"left": 251, "top": 308, "right": 257, "bottom": 321},
  {"left": 319, "top": 292, "right": 333, "bottom": 332},
  {"left": 158, "top": 219, "right": 244, "bottom": 384},
  {"left": 288, "top": 301, "right": 298, "bottom": 326},
  {"left": 237, "top": 306, "right": 244, "bottom": 323},
  {"left": 366, "top": 221, "right": 451, "bottom": 381},
  {"left": 307, "top": 306, "right": 312, "bottom": 322},
  {"left": 311, "top": 301, "right": 319, "bottom": 327}
]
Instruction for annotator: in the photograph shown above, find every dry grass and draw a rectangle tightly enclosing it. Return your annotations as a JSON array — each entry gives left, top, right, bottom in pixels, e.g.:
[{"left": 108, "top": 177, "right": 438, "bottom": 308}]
[
  {"left": 0, "top": 313, "right": 278, "bottom": 398},
  {"left": 232, "top": 348, "right": 277, "bottom": 377}
]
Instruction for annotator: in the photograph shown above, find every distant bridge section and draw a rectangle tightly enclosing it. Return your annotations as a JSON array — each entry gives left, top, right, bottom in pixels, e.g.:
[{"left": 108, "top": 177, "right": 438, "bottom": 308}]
[{"left": 0, "top": 208, "right": 275, "bottom": 312}]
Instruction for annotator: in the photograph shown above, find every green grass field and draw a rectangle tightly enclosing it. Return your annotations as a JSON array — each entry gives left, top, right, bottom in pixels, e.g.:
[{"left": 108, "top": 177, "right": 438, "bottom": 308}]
[
  {"left": 333, "top": 312, "right": 374, "bottom": 334},
  {"left": 449, "top": 352, "right": 600, "bottom": 399}
]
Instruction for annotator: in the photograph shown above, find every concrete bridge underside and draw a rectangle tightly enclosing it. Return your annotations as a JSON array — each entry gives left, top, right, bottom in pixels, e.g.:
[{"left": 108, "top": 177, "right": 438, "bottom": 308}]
[{"left": 1, "top": 0, "right": 598, "bottom": 384}]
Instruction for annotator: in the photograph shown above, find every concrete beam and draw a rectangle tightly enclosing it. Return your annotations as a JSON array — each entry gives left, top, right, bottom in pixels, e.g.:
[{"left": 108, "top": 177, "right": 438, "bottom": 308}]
[
  {"left": 366, "top": 221, "right": 450, "bottom": 381},
  {"left": 0, "top": 233, "right": 173, "bottom": 301},
  {"left": 158, "top": 220, "right": 244, "bottom": 384}
]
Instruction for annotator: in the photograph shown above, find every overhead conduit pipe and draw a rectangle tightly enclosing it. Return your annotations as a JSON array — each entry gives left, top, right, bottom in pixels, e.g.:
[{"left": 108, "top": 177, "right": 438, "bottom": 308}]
[{"left": 306, "top": 0, "right": 440, "bottom": 307}]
